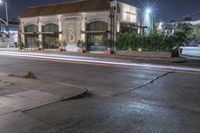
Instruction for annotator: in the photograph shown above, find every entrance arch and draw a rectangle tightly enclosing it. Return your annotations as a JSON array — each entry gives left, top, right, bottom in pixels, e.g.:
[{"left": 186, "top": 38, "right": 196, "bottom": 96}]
[
  {"left": 43, "top": 23, "right": 59, "bottom": 48},
  {"left": 86, "top": 21, "right": 108, "bottom": 51},
  {"left": 24, "top": 24, "right": 38, "bottom": 47}
]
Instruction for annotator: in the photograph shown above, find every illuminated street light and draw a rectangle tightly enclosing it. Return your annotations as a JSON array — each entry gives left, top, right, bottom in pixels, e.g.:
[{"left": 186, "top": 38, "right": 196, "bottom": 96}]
[
  {"left": 158, "top": 22, "right": 163, "bottom": 30},
  {"left": 143, "top": 8, "right": 153, "bottom": 35},
  {"left": 145, "top": 8, "right": 152, "bottom": 15}
]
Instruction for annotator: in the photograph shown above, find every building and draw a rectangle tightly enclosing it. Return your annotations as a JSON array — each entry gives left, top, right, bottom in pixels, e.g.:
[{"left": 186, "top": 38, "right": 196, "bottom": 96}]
[
  {"left": 0, "top": 21, "right": 18, "bottom": 48},
  {"left": 19, "top": 0, "right": 141, "bottom": 51}
]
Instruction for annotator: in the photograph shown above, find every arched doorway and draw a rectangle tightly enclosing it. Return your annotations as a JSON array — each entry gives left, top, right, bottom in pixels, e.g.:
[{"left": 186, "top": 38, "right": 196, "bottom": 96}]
[
  {"left": 86, "top": 21, "right": 108, "bottom": 51},
  {"left": 24, "top": 24, "right": 38, "bottom": 47},
  {"left": 43, "top": 23, "right": 59, "bottom": 48}
]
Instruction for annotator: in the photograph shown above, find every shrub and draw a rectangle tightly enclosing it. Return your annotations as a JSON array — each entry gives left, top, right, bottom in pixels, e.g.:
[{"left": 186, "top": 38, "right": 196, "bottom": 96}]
[
  {"left": 17, "top": 41, "right": 24, "bottom": 49},
  {"left": 116, "top": 31, "right": 189, "bottom": 52},
  {"left": 34, "top": 40, "right": 42, "bottom": 48},
  {"left": 23, "top": 71, "right": 37, "bottom": 79}
]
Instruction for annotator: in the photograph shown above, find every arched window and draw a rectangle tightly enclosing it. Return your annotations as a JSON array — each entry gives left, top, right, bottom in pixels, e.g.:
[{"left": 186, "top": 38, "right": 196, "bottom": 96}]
[
  {"left": 24, "top": 24, "right": 38, "bottom": 47},
  {"left": 43, "top": 23, "right": 59, "bottom": 32},
  {"left": 86, "top": 21, "right": 109, "bottom": 51},
  {"left": 43, "top": 23, "right": 59, "bottom": 48},
  {"left": 25, "top": 24, "right": 38, "bottom": 32},
  {"left": 87, "top": 21, "right": 108, "bottom": 31}
]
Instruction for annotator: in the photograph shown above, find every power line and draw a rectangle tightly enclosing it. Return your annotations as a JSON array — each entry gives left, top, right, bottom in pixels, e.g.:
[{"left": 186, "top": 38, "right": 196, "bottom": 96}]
[{"left": 178, "top": 9, "right": 200, "bottom": 20}]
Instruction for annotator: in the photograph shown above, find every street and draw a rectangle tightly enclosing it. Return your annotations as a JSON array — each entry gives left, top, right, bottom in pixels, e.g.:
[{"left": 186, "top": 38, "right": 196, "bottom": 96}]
[{"left": 0, "top": 54, "right": 200, "bottom": 133}]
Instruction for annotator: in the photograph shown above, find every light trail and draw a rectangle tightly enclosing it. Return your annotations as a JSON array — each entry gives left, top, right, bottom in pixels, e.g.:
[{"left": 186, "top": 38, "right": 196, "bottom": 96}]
[{"left": 0, "top": 51, "right": 200, "bottom": 73}]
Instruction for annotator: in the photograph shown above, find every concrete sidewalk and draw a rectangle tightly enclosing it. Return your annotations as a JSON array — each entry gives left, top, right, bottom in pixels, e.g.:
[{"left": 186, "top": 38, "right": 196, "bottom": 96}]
[
  {"left": 0, "top": 75, "right": 87, "bottom": 114},
  {"left": 0, "top": 74, "right": 87, "bottom": 133}
]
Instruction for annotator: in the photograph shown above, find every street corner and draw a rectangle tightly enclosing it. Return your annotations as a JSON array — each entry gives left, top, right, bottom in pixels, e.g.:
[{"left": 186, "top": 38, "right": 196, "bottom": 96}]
[{"left": 0, "top": 74, "right": 88, "bottom": 113}]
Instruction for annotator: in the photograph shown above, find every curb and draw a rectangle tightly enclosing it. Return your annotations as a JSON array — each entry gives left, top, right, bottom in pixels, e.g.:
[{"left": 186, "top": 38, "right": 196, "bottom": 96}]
[
  {"left": 0, "top": 75, "right": 88, "bottom": 113},
  {"left": 22, "top": 88, "right": 88, "bottom": 112}
]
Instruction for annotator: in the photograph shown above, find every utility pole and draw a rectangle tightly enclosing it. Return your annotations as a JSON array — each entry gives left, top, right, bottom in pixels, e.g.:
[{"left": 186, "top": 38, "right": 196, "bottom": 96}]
[{"left": 110, "top": 0, "right": 118, "bottom": 52}]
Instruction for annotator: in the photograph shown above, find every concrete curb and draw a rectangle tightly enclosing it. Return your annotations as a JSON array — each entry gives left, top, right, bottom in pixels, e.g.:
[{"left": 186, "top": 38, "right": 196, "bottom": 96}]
[{"left": 21, "top": 88, "right": 88, "bottom": 112}]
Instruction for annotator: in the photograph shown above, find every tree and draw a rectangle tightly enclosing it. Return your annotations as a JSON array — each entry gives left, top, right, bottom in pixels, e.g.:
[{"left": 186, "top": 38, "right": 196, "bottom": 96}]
[
  {"left": 176, "top": 23, "right": 193, "bottom": 45},
  {"left": 192, "top": 24, "right": 200, "bottom": 38}
]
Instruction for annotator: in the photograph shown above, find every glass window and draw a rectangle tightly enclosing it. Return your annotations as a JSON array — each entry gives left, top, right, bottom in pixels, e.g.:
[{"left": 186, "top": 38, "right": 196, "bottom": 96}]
[
  {"left": 87, "top": 21, "right": 108, "bottom": 31},
  {"left": 25, "top": 25, "right": 38, "bottom": 32},
  {"left": 43, "top": 24, "right": 59, "bottom": 32}
]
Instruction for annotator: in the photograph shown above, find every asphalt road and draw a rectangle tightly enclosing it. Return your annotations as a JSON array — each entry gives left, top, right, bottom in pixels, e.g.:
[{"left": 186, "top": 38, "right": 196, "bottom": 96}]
[{"left": 0, "top": 55, "right": 200, "bottom": 133}]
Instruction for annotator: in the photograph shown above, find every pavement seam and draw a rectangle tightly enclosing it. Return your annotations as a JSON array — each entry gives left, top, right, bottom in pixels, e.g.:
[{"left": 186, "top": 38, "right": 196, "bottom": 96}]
[
  {"left": 21, "top": 111, "right": 65, "bottom": 132},
  {"left": 112, "top": 71, "right": 175, "bottom": 97}
]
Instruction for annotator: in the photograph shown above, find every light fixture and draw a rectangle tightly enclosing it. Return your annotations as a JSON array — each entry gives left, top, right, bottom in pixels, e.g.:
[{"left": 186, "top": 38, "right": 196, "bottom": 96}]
[{"left": 145, "top": 8, "right": 152, "bottom": 15}]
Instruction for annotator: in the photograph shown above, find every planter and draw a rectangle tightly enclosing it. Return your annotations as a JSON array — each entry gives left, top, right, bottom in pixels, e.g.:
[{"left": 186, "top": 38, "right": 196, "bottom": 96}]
[
  {"left": 116, "top": 50, "right": 172, "bottom": 58},
  {"left": 104, "top": 50, "right": 112, "bottom": 55},
  {"left": 78, "top": 49, "right": 87, "bottom": 53},
  {"left": 59, "top": 47, "right": 66, "bottom": 52}
]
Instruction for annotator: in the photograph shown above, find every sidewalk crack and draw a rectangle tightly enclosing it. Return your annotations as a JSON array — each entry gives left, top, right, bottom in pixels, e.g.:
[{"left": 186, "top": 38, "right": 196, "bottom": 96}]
[{"left": 112, "top": 71, "right": 175, "bottom": 97}]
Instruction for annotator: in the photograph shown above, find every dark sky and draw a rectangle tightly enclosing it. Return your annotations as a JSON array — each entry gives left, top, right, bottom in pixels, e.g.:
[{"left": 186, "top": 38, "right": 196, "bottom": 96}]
[{"left": 0, "top": 0, "right": 200, "bottom": 22}]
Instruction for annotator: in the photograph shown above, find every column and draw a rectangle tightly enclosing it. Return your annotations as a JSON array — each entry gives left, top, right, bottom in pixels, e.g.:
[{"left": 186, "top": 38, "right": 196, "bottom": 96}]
[
  {"left": 38, "top": 17, "right": 42, "bottom": 42},
  {"left": 20, "top": 22, "right": 25, "bottom": 44},
  {"left": 81, "top": 17, "right": 86, "bottom": 42},
  {"left": 58, "top": 15, "right": 63, "bottom": 41},
  {"left": 37, "top": 17, "right": 42, "bottom": 48}
]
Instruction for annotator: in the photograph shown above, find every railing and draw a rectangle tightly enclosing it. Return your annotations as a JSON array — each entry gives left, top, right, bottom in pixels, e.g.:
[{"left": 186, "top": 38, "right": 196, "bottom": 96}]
[{"left": 0, "top": 18, "right": 8, "bottom": 26}]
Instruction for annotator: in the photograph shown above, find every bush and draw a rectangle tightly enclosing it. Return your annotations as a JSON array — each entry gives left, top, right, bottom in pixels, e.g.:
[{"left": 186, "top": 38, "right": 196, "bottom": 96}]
[
  {"left": 17, "top": 41, "right": 24, "bottom": 49},
  {"left": 34, "top": 40, "right": 42, "bottom": 48},
  {"left": 23, "top": 71, "right": 37, "bottom": 79},
  {"left": 116, "top": 31, "right": 188, "bottom": 52}
]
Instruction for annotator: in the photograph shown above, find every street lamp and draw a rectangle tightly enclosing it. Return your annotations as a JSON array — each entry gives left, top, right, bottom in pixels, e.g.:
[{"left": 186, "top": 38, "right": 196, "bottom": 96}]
[
  {"left": 143, "top": 7, "right": 153, "bottom": 35},
  {"left": 145, "top": 8, "right": 152, "bottom": 15},
  {"left": 0, "top": 0, "right": 8, "bottom": 26}
]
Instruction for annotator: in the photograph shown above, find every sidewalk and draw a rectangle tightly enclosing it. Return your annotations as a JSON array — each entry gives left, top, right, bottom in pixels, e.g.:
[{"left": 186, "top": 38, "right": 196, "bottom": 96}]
[
  {"left": 0, "top": 74, "right": 87, "bottom": 115},
  {"left": 0, "top": 74, "right": 87, "bottom": 133}
]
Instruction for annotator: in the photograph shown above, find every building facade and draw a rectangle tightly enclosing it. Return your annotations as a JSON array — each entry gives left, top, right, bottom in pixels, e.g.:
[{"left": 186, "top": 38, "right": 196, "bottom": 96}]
[
  {"left": 0, "top": 22, "right": 18, "bottom": 48},
  {"left": 19, "top": 0, "right": 140, "bottom": 51}
]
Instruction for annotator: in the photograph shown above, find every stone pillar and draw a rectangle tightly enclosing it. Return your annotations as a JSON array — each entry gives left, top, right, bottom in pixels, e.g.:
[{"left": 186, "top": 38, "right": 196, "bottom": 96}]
[
  {"left": 58, "top": 15, "right": 63, "bottom": 41},
  {"left": 38, "top": 17, "right": 43, "bottom": 48},
  {"left": 38, "top": 18, "right": 42, "bottom": 42},
  {"left": 20, "top": 22, "right": 25, "bottom": 44},
  {"left": 81, "top": 17, "right": 86, "bottom": 42}
]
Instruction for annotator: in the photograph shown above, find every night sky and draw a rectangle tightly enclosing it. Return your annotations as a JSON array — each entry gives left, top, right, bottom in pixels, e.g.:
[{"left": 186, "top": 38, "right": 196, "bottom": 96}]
[{"left": 0, "top": 0, "right": 200, "bottom": 22}]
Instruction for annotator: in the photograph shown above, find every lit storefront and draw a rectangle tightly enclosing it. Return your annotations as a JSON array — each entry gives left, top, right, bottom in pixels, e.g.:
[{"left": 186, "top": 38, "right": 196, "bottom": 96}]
[{"left": 19, "top": 0, "right": 140, "bottom": 51}]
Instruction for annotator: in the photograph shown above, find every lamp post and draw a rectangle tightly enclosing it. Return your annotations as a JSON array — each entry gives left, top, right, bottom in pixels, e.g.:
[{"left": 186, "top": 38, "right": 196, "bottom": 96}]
[{"left": 143, "top": 8, "right": 153, "bottom": 35}]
